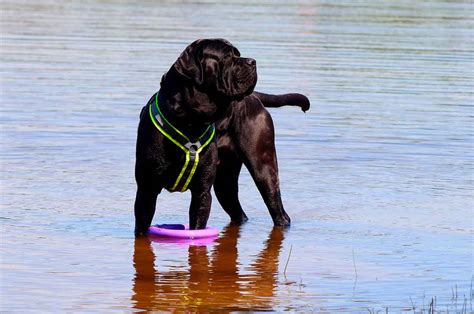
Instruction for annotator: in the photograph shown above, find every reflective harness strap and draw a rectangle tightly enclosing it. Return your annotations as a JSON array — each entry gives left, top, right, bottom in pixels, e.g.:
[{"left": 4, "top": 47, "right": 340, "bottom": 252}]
[{"left": 148, "top": 93, "right": 216, "bottom": 192}]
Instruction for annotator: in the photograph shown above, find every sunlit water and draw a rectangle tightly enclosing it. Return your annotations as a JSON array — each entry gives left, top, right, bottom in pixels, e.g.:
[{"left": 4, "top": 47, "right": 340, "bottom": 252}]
[{"left": 1, "top": 0, "right": 473, "bottom": 312}]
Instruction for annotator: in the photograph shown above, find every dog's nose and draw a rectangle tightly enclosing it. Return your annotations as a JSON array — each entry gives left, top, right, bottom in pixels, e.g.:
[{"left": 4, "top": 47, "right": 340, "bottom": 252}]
[{"left": 246, "top": 58, "right": 256, "bottom": 67}]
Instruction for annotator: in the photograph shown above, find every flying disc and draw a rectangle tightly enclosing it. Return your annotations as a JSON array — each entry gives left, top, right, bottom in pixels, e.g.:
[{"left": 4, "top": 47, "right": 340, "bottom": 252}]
[
  {"left": 148, "top": 224, "right": 219, "bottom": 239},
  {"left": 148, "top": 235, "right": 217, "bottom": 245}
]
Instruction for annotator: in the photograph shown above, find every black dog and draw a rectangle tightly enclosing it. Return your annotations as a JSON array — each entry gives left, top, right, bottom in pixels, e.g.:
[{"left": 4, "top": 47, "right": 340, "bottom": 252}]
[{"left": 134, "top": 39, "right": 309, "bottom": 236}]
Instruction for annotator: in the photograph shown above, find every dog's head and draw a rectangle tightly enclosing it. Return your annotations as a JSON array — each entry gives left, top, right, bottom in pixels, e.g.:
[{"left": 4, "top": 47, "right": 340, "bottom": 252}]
[{"left": 172, "top": 39, "right": 257, "bottom": 99}]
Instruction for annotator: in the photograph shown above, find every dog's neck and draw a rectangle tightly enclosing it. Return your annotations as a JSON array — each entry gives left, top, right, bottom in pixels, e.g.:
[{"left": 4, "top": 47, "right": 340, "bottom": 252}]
[{"left": 159, "top": 69, "right": 231, "bottom": 140}]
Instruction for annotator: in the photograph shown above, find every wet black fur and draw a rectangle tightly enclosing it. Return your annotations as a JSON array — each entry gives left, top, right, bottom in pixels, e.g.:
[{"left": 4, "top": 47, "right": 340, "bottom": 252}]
[{"left": 134, "top": 39, "right": 310, "bottom": 236}]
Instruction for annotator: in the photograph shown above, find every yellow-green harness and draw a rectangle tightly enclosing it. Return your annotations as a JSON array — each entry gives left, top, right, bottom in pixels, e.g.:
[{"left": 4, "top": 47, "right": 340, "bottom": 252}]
[{"left": 148, "top": 93, "right": 215, "bottom": 192}]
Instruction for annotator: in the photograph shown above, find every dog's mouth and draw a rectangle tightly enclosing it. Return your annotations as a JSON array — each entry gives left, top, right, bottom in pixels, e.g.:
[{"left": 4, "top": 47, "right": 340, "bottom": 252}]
[
  {"left": 236, "top": 67, "right": 256, "bottom": 83},
  {"left": 233, "top": 68, "right": 257, "bottom": 96},
  {"left": 244, "top": 73, "right": 257, "bottom": 94}
]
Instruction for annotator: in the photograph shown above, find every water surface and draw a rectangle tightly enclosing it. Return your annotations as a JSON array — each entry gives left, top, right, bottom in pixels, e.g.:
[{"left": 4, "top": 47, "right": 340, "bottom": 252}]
[{"left": 1, "top": 0, "right": 473, "bottom": 312}]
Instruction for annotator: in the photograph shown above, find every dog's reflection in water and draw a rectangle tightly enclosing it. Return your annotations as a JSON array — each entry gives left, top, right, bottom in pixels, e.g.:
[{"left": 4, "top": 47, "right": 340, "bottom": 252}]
[{"left": 132, "top": 224, "right": 285, "bottom": 311}]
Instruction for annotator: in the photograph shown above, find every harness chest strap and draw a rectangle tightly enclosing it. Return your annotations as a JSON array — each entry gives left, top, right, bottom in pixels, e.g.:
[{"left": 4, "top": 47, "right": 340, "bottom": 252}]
[{"left": 148, "top": 93, "right": 216, "bottom": 192}]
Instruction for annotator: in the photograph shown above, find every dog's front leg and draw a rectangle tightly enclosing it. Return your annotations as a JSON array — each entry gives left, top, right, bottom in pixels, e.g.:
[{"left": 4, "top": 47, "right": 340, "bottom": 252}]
[
  {"left": 134, "top": 185, "right": 161, "bottom": 236},
  {"left": 189, "top": 188, "right": 212, "bottom": 230}
]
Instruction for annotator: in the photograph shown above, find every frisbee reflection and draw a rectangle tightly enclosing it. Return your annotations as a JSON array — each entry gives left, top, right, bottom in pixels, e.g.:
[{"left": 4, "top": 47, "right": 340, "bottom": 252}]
[{"left": 132, "top": 224, "right": 286, "bottom": 311}]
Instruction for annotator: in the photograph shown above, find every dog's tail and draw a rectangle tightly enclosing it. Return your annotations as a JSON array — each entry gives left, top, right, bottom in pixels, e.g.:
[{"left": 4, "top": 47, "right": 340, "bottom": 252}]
[{"left": 254, "top": 91, "right": 310, "bottom": 113}]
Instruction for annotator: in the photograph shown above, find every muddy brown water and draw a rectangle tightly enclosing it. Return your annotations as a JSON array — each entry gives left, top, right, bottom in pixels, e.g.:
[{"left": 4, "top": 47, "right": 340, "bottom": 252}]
[{"left": 1, "top": 0, "right": 472, "bottom": 312}]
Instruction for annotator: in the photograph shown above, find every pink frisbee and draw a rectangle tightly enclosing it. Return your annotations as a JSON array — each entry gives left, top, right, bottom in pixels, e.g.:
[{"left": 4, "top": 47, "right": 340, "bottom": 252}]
[{"left": 148, "top": 224, "right": 219, "bottom": 239}]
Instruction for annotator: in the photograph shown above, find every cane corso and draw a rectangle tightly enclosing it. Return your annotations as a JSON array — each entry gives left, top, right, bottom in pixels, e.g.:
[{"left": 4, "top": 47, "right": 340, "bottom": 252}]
[{"left": 134, "top": 39, "right": 310, "bottom": 236}]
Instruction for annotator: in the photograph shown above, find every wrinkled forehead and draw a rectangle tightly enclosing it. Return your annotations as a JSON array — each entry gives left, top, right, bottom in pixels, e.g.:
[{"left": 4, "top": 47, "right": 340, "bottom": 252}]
[{"left": 202, "top": 39, "right": 241, "bottom": 58}]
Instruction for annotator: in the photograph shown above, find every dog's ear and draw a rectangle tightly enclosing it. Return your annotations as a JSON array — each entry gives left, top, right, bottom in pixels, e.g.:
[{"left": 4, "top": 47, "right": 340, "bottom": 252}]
[{"left": 173, "top": 40, "right": 204, "bottom": 85}]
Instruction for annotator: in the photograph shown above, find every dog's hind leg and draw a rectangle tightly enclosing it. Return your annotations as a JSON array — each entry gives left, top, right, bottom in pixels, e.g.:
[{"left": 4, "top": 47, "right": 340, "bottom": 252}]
[
  {"left": 243, "top": 149, "right": 291, "bottom": 227},
  {"left": 235, "top": 103, "right": 291, "bottom": 227},
  {"left": 214, "top": 151, "right": 248, "bottom": 224}
]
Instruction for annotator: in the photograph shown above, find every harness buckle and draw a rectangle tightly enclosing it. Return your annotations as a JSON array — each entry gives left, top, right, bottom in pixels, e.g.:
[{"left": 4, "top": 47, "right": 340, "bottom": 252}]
[
  {"left": 185, "top": 142, "right": 202, "bottom": 155},
  {"left": 185, "top": 142, "right": 201, "bottom": 161}
]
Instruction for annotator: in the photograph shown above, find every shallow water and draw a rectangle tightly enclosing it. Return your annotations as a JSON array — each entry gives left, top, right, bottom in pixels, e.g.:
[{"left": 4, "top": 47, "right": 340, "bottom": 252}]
[{"left": 1, "top": 0, "right": 473, "bottom": 312}]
